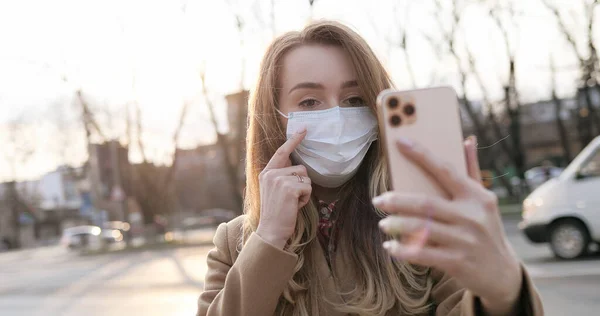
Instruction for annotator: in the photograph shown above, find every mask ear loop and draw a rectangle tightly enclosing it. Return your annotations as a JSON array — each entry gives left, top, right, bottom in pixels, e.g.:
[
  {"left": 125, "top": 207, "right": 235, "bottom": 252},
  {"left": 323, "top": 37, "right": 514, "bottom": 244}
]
[{"left": 275, "top": 108, "right": 289, "bottom": 118}]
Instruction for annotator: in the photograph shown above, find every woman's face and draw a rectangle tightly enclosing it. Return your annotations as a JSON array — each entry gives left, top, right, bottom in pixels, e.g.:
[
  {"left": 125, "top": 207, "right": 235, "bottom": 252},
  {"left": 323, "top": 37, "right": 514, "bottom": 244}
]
[{"left": 277, "top": 44, "right": 366, "bottom": 129}]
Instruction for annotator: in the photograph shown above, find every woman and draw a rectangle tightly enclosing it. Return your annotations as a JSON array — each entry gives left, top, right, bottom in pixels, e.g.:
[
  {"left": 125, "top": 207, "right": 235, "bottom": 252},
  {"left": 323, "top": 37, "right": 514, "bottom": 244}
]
[{"left": 198, "top": 21, "right": 543, "bottom": 316}]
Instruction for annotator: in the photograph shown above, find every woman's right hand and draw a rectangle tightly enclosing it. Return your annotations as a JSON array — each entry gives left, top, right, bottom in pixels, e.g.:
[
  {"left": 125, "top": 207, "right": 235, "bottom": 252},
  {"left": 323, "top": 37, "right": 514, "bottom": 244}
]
[{"left": 256, "top": 128, "right": 312, "bottom": 250}]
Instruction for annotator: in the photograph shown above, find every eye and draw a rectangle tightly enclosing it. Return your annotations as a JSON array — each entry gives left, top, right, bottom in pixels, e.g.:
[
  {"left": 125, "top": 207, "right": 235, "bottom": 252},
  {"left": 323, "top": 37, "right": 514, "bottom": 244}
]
[
  {"left": 299, "top": 98, "right": 320, "bottom": 108},
  {"left": 344, "top": 96, "right": 366, "bottom": 107}
]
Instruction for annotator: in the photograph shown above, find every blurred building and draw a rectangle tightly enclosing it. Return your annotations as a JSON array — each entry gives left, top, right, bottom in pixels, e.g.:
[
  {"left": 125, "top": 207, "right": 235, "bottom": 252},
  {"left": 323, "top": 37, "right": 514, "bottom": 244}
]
[
  {"left": 87, "top": 141, "right": 133, "bottom": 222},
  {"left": 460, "top": 98, "right": 582, "bottom": 168},
  {"left": 175, "top": 144, "right": 237, "bottom": 213},
  {"left": 226, "top": 91, "right": 249, "bottom": 150},
  {"left": 34, "top": 166, "right": 87, "bottom": 239},
  {"left": 0, "top": 165, "right": 99, "bottom": 249},
  {"left": 174, "top": 90, "right": 249, "bottom": 215},
  {"left": 225, "top": 90, "right": 249, "bottom": 187},
  {"left": 36, "top": 166, "right": 83, "bottom": 211},
  {"left": 0, "top": 182, "right": 36, "bottom": 249},
  {"left": 518, "top": 99, "right": 580, "bottom": 166}
]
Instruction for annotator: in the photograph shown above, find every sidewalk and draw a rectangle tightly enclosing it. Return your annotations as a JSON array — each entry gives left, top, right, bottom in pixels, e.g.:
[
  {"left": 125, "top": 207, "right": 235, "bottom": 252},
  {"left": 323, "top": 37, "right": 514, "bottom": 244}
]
[
  {"left": 499, "top": 204, "right": 522, "bottom": 221},
  {"left": 168, "top": 227, "right": 217, "bottom": 245},
  {"left": 0, "top": 245, "right": 70, "bottom": 264},
  {"left": 75, "top": 227, "right": 218, "bottom": 256}
]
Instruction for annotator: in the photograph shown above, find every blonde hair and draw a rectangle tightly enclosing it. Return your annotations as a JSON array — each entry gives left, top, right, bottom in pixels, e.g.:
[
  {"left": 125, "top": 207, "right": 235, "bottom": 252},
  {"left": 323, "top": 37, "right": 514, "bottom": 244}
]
[{"left": 242, "top": 20, "right": 433, "bottom": 315}]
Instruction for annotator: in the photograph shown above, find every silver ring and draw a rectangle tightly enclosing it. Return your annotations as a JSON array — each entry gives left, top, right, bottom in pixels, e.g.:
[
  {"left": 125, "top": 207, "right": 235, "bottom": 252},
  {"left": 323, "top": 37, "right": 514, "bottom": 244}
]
[{"left": 292, "top": 172, "right": 304, "bottom": 183}]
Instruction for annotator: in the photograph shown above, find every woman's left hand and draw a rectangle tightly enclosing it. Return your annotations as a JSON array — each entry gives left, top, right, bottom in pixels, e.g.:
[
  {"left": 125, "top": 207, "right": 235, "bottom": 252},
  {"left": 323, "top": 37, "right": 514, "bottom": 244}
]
[{"left": 373, "top": 136, "right": 522, "bottom": 316}]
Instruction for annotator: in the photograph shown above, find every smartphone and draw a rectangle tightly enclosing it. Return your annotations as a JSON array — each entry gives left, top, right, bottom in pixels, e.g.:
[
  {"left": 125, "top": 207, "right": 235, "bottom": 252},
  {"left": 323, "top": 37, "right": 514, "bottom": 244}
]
[{"left": 376, "top": 87, "right": 467, "bottom": 198}]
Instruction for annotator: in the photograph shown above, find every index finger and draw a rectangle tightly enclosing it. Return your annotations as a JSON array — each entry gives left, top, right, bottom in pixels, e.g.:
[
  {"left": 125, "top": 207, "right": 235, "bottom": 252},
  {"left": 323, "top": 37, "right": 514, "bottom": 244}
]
[
  {"left": 464, "top": 136, "right": 482, "bottom": 182},
  {"left": 264, "top": 127, "right": 307, "bottom": 170},
  {"left": 395, "top": 137, "right": 469, "bottom": 198}
]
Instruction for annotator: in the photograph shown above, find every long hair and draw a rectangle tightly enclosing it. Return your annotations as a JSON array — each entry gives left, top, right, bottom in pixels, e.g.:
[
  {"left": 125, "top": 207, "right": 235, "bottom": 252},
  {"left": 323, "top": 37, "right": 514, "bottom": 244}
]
[{"left": 242, "top": 20, "right": 433, "bottom": 315}]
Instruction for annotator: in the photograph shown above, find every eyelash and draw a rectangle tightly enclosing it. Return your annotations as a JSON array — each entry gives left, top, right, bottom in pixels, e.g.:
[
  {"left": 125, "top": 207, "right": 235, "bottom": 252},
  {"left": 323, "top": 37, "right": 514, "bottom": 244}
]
[
  {"left": 298, "top": 96, "right": 366, "bottom": 108},
  {"left": 344, "top": 96, "right": 366, "bottom": 107},
  {"left": 299, "top": 98, "right": 320, "bottom": 108}
]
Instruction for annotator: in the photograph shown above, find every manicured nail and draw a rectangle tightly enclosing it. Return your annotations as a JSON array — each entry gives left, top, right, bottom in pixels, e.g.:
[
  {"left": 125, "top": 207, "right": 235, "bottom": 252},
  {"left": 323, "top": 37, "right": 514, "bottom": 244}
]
[
  {"left": 396, "top": 137, "right": 413, "bottom": 149},
  {"left": 372, "top": 196, "right": 384, "bottom": 206},
  {"left": 379, "top": 218, "right": 390, "bottom": 230},
  {"left": 469, "top": 135, "right": 478, "bottom": 148}
]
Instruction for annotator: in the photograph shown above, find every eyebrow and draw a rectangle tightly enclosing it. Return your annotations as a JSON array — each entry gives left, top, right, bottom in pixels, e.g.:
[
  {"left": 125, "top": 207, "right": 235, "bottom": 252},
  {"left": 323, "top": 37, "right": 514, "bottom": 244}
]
[
  {"left": 341, "top": 80, "right": 358, "bottom": 89},
  {"left": 288, "top": 80, "right": 359, "bottom": 95},
  {"left": 288, "top": 82, "right": 324, "bottom": 94}
]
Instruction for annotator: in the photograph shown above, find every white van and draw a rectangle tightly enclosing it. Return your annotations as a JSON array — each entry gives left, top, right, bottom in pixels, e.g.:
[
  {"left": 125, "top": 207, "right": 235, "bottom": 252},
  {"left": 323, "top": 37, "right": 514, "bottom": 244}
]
[{"left": 519, "top": 136, "right": 600, "bottom": 259}]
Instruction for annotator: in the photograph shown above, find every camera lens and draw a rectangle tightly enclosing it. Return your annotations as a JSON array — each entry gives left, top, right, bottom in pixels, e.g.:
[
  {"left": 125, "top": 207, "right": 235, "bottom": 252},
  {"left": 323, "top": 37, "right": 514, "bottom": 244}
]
[
  {"left": 388, "top": 97, "right": 399, "bottom": 109},
  {"left": 390, "top": 115, "right": 401, "bottom": 126},
  {"left": 403, "top": 104, "right": 415, "bottom": 116}
]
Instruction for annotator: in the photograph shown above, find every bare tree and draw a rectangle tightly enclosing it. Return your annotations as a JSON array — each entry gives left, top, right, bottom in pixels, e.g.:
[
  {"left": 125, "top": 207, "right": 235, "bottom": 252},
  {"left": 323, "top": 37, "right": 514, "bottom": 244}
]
[
  {"left": 199, "top": 69, "right": 244, "bottom": 213},
  {"left": 446, "top": 1, "right": 516, "bottom": 169},
  {"left": 549, "top": 54, "right": 574, "bottom": 163},
  {"left": 429, "top": 0, "right": 515, "bottom": 196},
  {"left": 4, "top": 119, "right": 34, "bottom": 180},
  {"left": 370, "top": 2, "right": 418, "bottom": 88},
  {"left": 542, "top": 0, "right": 600, "bottom": 147},
  {"left": 128, "top": 97, "right": 191, "bottom": 225},
  {"left": 103, "top": 9, "right": 193, "bottom": 227},
  {"left": 250, "top": 0, "right": 278, "bottom": 40},
  {"left": 54, "top": 76, "right": 111, "bottom": 228},
  {"left": 76, "top": 90, "right": 107, "bottom": 147},
  {"left": 133, "top": 102, "right": 148, "bottom": 163},
  {"left": 226, "top": 0, "right": 247, "bottom": 90},
  {"left": 3, "top": 117, "right": 35, "bottom": 248},
  {"left": 489, "top": 3, "right": 528, "bottom": 187}
]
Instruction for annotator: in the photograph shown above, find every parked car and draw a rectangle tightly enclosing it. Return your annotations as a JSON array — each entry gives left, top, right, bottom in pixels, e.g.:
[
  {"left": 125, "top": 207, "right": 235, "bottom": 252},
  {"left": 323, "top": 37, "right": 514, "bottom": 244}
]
[
  {"left": 60, "top": 225, "right": 103, "bottom": 250},
  {"left": 525, "top": 166, "right": 563, "bottom": 190},
  {"left": 105, "top": 221, "right": 130, "bottom": 240},
  {"left": 106, "top": 221, "right": 131, "bottom": 232},
  {"left": 182, "top": 209, "right": 236, "bottom": 229},
  {"left": 519, "top": 136, "right": 600, "bottom": 259},
  {"left": 101, "top": 228, "right": 124, "bottom": 244}
]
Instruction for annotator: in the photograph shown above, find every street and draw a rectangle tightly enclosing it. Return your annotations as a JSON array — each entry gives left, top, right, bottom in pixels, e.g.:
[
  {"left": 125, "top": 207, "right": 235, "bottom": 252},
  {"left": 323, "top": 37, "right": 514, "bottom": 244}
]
[
  {"left": 0, "top": 219, "right": 598, "bottom": 316},
  {"left": 0, "top": 243, "right": 210, "bottom": 316},
  {"left": 503, "top": 216, "right": 600, "bottom": 315}
]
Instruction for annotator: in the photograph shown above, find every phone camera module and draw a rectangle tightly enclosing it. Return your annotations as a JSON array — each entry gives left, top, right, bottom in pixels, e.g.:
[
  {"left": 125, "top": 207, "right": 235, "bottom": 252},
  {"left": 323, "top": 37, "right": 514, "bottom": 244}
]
[
  {"left": 390, "top": 115, "right": 402, "bottom": 126},
  {"left": 403, "top": 103, "right": 415, "bottom": 116},
  {"left": 388, "top": 97, "right": 399, "bottom": 109}
]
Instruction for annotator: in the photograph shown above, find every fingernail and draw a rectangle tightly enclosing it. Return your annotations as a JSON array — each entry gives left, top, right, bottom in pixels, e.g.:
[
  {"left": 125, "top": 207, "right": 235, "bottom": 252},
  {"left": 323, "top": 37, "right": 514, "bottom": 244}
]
[
  {"left": 382, "top": 241, "right": 392, "bottom": 249},
  {"left": 295, "top": 126, "right": 307, "bottom": 134},
  {"left": 396, "top": 137, "right": 413, "bottom": 149},
  {"left": 372, "top": 195, "right": 384, "bottom": 206},
  {"left": 379, "top": 218, "right": 390, "bottom": 230},
  {"left": 467, "top": 135, "right": 477, "bottom": 145},
  {"left": 468, "top": 135, "right": 477, "bottom": 147}
]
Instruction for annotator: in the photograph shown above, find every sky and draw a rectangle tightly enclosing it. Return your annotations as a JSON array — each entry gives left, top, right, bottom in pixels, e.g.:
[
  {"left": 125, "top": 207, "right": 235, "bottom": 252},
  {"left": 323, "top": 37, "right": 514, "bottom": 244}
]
[{"left": 0, "top": 0, "right": 589, "bottom": 181}]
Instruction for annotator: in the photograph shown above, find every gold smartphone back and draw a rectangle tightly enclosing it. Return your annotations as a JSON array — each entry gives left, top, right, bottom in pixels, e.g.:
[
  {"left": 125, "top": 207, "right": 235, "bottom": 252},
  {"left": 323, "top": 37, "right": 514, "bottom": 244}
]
[{"left": 376, "top": 87, "right": 467, "bottom": 198}]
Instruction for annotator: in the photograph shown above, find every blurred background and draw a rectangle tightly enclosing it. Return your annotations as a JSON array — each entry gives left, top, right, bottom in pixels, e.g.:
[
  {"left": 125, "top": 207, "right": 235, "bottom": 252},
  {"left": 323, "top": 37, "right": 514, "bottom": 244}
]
[{"left": 1, "top": 0, "right": 599, "bottom": 315}]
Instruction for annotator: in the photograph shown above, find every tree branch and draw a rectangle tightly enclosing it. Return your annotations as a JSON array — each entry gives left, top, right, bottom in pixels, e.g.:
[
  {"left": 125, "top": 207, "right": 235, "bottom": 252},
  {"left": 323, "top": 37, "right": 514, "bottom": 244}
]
[
  {"left": 163, "top": 100, "right": 192, "bottom": 186},
  {"left": 77, "top": 90, "right": 106, "bottom": 142},
  {"left": 541, "top": 0, "right": 585, "bottom": 63},
  {"left": 429, "top": 0, "right": 515, "bottom": 195},
  {"left": 134, "top": 102, "right": 147, "bottom": 163},
  {"left": 199, "top": 69, "right": 244, "bottom": 211}
]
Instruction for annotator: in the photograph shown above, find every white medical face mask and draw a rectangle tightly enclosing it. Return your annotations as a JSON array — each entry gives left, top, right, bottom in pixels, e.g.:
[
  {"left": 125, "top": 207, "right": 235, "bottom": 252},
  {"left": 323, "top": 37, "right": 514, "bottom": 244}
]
[{"left": 276, "top": 106, "right": 378, "bottom": 188}]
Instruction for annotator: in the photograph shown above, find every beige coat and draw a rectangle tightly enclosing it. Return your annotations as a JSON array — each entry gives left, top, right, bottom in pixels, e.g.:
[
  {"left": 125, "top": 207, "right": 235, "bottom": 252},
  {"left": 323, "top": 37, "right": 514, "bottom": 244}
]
[{"left": 197, "top": 215, "right": 543, "bottom": 315}]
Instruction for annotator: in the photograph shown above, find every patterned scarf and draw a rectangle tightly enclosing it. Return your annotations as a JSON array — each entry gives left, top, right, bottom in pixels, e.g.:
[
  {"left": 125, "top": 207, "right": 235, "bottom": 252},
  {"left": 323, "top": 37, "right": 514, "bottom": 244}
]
[{"left": 317, "top": 199, "right": 338, "bottom": 267}]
